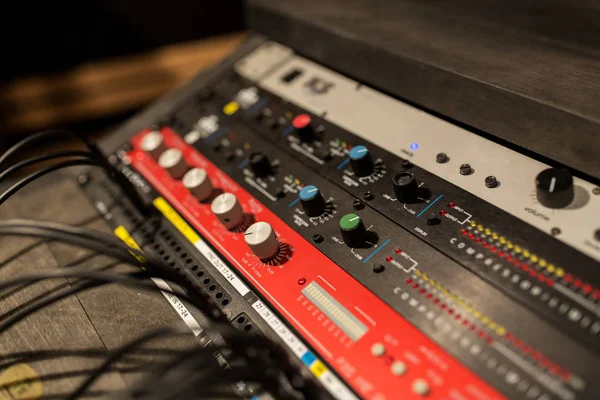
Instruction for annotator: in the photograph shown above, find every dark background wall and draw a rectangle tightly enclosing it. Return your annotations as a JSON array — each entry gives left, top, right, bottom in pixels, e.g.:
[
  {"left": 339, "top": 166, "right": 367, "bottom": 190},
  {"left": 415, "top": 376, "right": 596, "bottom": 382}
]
[{"left": 2, "top": 1, "right": 245, "bottom": 81}]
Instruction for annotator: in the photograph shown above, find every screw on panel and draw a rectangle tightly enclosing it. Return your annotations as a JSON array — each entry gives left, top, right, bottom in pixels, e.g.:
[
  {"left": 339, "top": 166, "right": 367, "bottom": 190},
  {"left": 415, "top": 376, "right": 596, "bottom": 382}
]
[
  {"left": 77, "top": 174, "right": 89, "bottom": 186},
  {"left": 363, "top": 191, "right": 374, "bottom": 201},
  {"left": 436, "top": 153, "right": 449, "bottom": 163},
  {"left": 353, "top": 199, "right": 365, "bottom": 210},
  {"left": 551, "top": 227, "right": 561, "bottom": 236},
  {"left": 312, "top": 234, "right": 324, "bottom": 243},
  {"left": 485, "top": 176, "right": 500, "bottom": 188},
  {"left": 460, "top": 164, "right": 474, "bottom": 175},
  {"left": 593, "top": 188, "right": 600, "bottom": 195}
]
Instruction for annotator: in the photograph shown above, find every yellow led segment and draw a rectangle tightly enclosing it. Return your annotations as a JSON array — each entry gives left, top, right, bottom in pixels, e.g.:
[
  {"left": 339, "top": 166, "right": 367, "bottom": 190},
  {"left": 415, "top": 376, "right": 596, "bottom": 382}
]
[
  {"left": 470, "top": 220, "right": 477, "bottom": 227},
  {"left": 415, "top": 270, "right": 422, "bottom": 277},
  {"left": 477, "top": 225, "right": 484, "bottom": 231},
  {"left": 422, "top": 273, "right": 429, "bottom": 281},
  {"left": 523, "top": 250, "right": 531, "bottom": 258},
  {"left": 473, "top": 310, "right": 481, "bottom": 318},
  {"left": 499, "top": 237, "right": 506, "bottom": 244},
  {"left": 492, "top": 233, "right": 499, "bottom": 240},
  {"left": 496, "top": 326, "right": 506, "bottom": 336},
  {"left": 555, "top": 268, "right": 565, "bottom": 278},
  {"left": 481, "top": 316, "right": 490, "bottom": 324},
  {"left": 547, "top": 264, "right": 556, "bottom": 273},
  {"left": 489, "top": 322, "right": 497, "bottom": 330},
  {"left": 507, "top": 242, "right": 514, "bottom": 249},
  {"left": 243, "top": 142, "right": 251, "bottom": 151},
  {"left": 309, "top": 361, "right": 328, "bottom": 378},
  {"left": 223, "top": 101, "right": 239, "bottom": 115},
  {"left": 539, "top": 259, "right": 548, "bottom": 268},
  {"left": 530, "top": 255, "right": 539, "bottom": 263},
  {"left": 484, "top": 228, "right": 491, "bottom": 235},
  {"left": 514, "top": 246, "right": 522, "bottom": 253},
  {"left": 429, "top": 279, "right": 436, "bottom": 286}
]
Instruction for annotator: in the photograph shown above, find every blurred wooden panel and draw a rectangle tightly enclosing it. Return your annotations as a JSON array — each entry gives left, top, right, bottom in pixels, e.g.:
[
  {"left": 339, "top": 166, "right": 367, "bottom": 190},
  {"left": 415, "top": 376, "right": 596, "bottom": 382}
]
[{"left": 0, "top": 32, "right": 245, "bottom": 135}]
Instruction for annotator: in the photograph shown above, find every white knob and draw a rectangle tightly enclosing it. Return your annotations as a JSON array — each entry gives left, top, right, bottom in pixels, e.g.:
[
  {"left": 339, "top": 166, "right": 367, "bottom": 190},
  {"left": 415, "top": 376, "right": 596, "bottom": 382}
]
[
  {"left": 183, "top": 168, "right": 213, "bottom": 201},
  {"left": 244, "top": 221, "right": 279, "bottom": 260},
  {"left": 140, "top": 130, "right": 166, "bottom": 159},
  {"left": 411, "top": 379, "right": 430, "bottom": 396},
  {"left": 211, "top": 193, "right": 244, "bottom": 229},
  {"left": 158, "top": 148, "right": 187, "bottom": 179}
]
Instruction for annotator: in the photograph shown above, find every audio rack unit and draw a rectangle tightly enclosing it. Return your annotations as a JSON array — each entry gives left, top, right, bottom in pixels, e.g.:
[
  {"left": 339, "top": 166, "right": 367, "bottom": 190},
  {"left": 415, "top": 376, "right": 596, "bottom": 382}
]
[{"left": 78, "top": 33, "right": 600, "bottom": 400}]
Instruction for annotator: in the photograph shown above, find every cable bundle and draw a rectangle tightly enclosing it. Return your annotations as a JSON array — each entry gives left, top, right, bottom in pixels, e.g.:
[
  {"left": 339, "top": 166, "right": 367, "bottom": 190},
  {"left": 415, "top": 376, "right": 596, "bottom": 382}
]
[{"left": 0, "top": 130, "right": 325, "bottom": 400}]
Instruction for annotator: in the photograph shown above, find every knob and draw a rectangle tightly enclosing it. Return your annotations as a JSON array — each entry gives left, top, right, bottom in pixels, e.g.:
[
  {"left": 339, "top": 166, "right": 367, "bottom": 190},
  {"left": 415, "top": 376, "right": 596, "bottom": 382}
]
[
  {"left": 211, "top": 193, "right": 244, "bottom": 229},
  {"left": 293, "top": 114, "right": 316, "bottom": 142},
  {"left": 182, "top": 168, "right": 213, "bottom": 201},
  {"left": 536, "top": 168, "right": 574, "bottom": 209},
  {"left": 339, "top": 213, "right": 367, "bottom": 247},
  {"left": 299, "top": 185, "right": 326, "bottom": 217},
  {"left": 392, "top": 171, "right": 419, "bottom": 203},
  {"left": 248, "top": 152, "right": 272, "bottom": 177},
  {"left": 349, "top": 145, "right": 374, "bottom": 177},
  {"left": 244, "top": 221, "right": 280, "bottom": 260},
  {"left": 158, "top": 148, "right": 188, "bottom": 179},
  {"left": 140, "top": 130, "right": 166, "bottom": 160}
]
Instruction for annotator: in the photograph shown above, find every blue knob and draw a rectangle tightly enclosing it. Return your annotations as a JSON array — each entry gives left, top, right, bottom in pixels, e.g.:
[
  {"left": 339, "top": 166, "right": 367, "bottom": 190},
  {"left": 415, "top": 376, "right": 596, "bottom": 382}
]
[
  {"left": 349, "top": 145, "right": 374, "bottom": 177},
  {"left": 299, "top": 185, "right": 326, "bottom": 217}
]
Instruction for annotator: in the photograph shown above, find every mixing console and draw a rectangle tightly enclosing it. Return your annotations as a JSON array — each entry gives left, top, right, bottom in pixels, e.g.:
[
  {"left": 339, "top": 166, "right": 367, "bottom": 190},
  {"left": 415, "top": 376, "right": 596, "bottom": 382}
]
[{"left": 80, "top": 39, "right": 600, "bottom": 400}]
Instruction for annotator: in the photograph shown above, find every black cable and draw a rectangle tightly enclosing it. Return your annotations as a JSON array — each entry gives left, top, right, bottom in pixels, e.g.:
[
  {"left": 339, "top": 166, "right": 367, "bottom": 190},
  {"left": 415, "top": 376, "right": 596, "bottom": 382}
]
[
  {"left": 0, "top": 150, "right": 95, "bottom": 182},
  {"left": 0, "top": 129, "right": 85, "bottom": 170},
  {"left": 0, "top": 159, "right": 103, "bottom": 206}
]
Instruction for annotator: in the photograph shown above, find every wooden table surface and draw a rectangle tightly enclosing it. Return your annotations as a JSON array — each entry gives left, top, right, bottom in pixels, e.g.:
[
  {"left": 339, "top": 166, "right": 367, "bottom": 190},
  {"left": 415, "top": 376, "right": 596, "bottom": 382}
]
[{"left": 0, "top": 173, "right": 202, "bottom": 399}]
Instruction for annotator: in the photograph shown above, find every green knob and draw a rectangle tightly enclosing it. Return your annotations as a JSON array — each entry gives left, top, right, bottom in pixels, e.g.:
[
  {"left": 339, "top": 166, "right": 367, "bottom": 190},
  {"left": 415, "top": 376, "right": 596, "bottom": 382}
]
[{"left": 339, "top": 213, "right": 366, "bottom": 247}]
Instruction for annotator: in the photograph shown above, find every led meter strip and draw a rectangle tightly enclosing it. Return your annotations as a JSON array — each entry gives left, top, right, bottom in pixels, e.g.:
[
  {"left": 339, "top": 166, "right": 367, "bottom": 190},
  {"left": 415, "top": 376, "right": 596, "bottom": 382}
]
[{"left": 152, "top": 197, "right": 358, "bottom": 400}]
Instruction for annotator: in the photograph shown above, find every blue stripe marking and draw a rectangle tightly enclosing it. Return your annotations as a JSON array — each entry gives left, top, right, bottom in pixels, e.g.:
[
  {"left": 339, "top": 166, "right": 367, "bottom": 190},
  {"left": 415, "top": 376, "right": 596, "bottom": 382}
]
[
  {"left": 363, "top": 239, "right": 391, "bottom": 263},
  {"left": 301, "top": 351, "right": 317, "bottom": 366},
  {"left": 282, "top": 126, "right": 294, "bottom": 136},
  {"left": 237, "top": 159, "right": 249, "bottom": 169},
  {"left": 417, "top": 194, "right": 443, "bottom": 218},
  {"left": 203, "top": 127, "right": 228, "bottom": 144},
  {"left": 247, "top": 97, "right": 269, "bottom": 114},
  {"left": 288, "top": 197, "right": 301, "bottom": 208},
  {"left": 336, "top": 158, "right": 350, "bottom": 170}
]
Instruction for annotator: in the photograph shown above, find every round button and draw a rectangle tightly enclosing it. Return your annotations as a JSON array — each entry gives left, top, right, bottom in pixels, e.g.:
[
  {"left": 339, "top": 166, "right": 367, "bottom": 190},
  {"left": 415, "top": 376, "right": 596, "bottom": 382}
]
[
  {"left": 370, "top": 343, "right": 386, "bottom": 357},
  {"left": 211, "top": 193, "right": 244, "bottom": 229},
  {"left": 391, "top": 361, "right": 407, "bottom": 376},
  {"left": 244, "top": 221, "right": 280, "bottom": 260},
  {"left": 339, "top": 213, "right": 367, "bottom": 248},
  {"left": 182, "top": 168, "right": 213, "bottom": 201},
  {"left": 293, "top": 114, "right": 316, "bottom": 142},
  {"left": 349, "top": 145, "right": 374, "bottom": 177},
  {"left": 248, "top": 152, "right": 273, "bottom": 178},
  {"left": 392, "top": 171, "right": 419, "bottom": 203},
  {"left": 158, "top": 148, "right": 187, "bottom": 179},
  {"left": 426, "top": 213, "right": 440, "bottom": 226},
  {"left": 299, "top": 185, "right": 326, "bottom": 217},
  {"left": 412, "top": 379, "right": 430, "bottom": 396},
  {"left": 536, "top": 168, "right": 574, "bottom": 209},
  {"left": 140, "top": 130, "right": 166, "bottom": 159}
]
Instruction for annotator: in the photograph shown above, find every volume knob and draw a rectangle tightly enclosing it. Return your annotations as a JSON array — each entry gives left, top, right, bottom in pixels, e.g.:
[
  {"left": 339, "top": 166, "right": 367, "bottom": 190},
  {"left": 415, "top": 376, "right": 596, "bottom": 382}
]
[
  {"left": 158, "top": 148, "right": 188, "bottom": 179},
  {"left": 536, "top": 168, "right": 574, "bottom": 209},
  {"left": 211, "top": 193, "right": 244, "bottom": 229},
  {"left": 293, "top": 114, "right": 316, "bottom": 142},
  {"left": 245, "top": 221, "right": 280, "bottom": 260},
  {"left": 299, "top": 185, "right": 326, "bottom": 217},
  {"left": 140, "top": 130, "right": 166, "bottom": 160},
  {"left": 392, "top": 171, "right": 419, "bottom": 203},
  {"left": 339, "top": 213, "right": 367, "bottom": 248},
  {"left": 248, "top": 152, "right": 272, "bottom": 177},
  {"left": 349, "top": 146, "right": 374, "bottom": 177},
  {"left": 182, "top": 168, "right": 213, "bottom": 201}
]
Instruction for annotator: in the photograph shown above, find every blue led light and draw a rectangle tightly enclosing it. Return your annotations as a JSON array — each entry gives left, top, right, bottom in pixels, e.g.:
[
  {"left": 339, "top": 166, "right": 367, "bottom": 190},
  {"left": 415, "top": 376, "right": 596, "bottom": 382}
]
[{"left": 410, "top": 142, "right": 419, "bottom": 151}]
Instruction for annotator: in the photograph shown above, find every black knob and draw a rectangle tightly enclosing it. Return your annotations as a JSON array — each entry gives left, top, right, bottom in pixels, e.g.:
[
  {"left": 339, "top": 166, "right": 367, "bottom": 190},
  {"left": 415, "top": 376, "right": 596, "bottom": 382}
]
[
  {"left": 392, "top": 171, "right": 419, "bottom": 203},
  {"left": 339, "top": 213, "right": 367, "bottom": 248},
  {"left": 426, "top": 213, "right": 440, "bottom": 226},
  {"left": 536, "top": 168, "right": 574, "bottom": 209},
  {"left": 299, "top": 185, "right": 326, "bottom": 217},
  {"left": 349, "top": 146, "right": 374, "bottom": 177},
  {"left": 293, "top": 114, "right": 316, "bottom": 142},
  {"left": 248, "top": 152, "right": 272, "bottom": 177}
]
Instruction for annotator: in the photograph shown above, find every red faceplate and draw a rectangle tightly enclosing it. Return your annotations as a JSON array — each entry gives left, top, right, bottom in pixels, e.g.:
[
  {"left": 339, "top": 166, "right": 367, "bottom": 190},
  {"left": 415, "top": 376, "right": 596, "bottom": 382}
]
[{"left": 128, "top": 127, "right": 504, "bottom": 400}]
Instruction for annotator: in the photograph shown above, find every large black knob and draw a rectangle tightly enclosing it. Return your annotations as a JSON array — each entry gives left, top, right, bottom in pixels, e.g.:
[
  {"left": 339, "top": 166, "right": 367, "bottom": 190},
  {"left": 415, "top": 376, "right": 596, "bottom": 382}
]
[
  {"left": 248, "top": 152, "right": 272, "bottom": 177},
  {"left": 536, "top": 168, "right": 574, "bottom": 209},
  {"left": 299, "top": 185, "right": 326, "bottom": 217},
  {"left": 339, "top": 213, "right": 367, "bottom": 247},
  {"left": 392, "top": 171, "right": 419, "bottom": 203},
  {"left": 349, "top": 145, "right": 374, "bottom": 177},
  {"left": 293, "top": 114, "right": 316, "bottom": 142}
]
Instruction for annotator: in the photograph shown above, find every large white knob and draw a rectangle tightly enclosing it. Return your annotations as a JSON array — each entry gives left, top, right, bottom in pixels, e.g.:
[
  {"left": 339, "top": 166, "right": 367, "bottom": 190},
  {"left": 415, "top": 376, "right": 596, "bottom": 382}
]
[
  {"left": 140, "top": 130, "right": 166, "bottom": 160},
  {"left": 182, "top": 168, "right": 213, "bottom": 201},
  {"left": 211, "top": 193, "right": 244, "bottom": 229},
  {"left": 158, "top": 148, "right": 188, "bottom": 179},
  {"left": 244, "top": 221, "right": 279, "bottom": 260}
]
